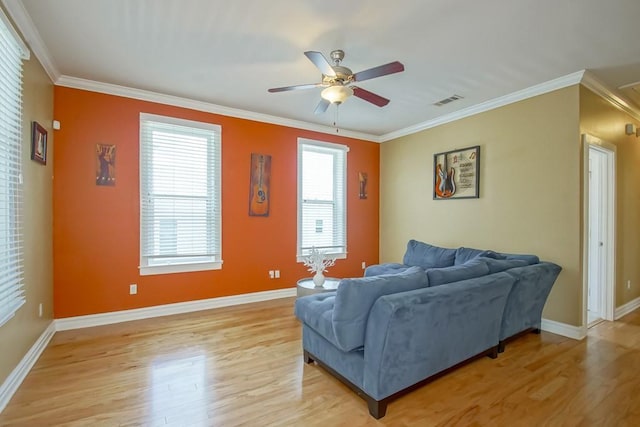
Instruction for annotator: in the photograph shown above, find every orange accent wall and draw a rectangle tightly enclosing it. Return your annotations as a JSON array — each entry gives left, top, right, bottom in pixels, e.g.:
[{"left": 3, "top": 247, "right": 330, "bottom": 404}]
[{"left": 53, "top": 87, "right": 380, "bottom": 318}]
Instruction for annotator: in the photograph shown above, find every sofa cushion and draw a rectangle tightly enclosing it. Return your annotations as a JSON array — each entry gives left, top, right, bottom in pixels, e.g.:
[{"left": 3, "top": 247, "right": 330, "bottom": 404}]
[
  {"left": 364, "top": 263, "right": 412, "bottom": 277},
  {"left": 426, "top": 259, "right": 490, "bottom": 287},
  {"left": 403, "top": 240, "right": 456, "bottom": 269},
  {"left": 502, "top": 253, "right": 540, "bottom": 265},
  {"left": 454, "top": 247, "right": 506, "bottom": 265},
  {"left": 475, "top": 256, "right": 528, "bottom": 274},
  {"left": 332, "top": 266, "right": 429, "bottom": 352},
  {"left": 294, "top": 292, "right": 337, "bottom": 347}
]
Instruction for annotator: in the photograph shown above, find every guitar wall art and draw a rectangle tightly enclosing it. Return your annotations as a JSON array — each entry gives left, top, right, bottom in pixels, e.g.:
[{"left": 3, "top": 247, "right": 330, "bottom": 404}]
[
  {"left": 433, "top": 145, "right": 480, "bottom": 200},
  {"left": 249, "top": 153, "right": 272, "bottom": 216}
]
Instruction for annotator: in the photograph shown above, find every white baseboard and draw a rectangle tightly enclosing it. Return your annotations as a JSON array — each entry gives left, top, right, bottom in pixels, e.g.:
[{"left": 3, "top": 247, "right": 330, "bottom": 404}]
[
  {"left": 55, "top": 287, "right": 296, "bottom": 331},
  {"left": 615, "top": 296, "right": 640, "bottom": 320},
  {"left": 541, "top": 299, "right": 640, "bottom": 340},
  {"left": 541, "top": 318, "right": 586, "bottom": 340},
  {"left": 0, "top": 321, "right": 56, "bottom": 413}
]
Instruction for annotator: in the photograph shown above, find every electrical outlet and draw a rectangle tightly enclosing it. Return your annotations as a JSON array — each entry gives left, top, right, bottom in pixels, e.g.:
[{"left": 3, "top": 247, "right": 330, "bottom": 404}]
[
  {"left": 129, "top": 283, "right": 137, "bottom": 295},
  {"left": 628, "top": 280, "right": 632, "bottom": 290},
  {"left": 38, "top": 303, "right": 43, "bottom": 317},
  {"left": 275, "top": 270, "right": 280, "bottom": 279},
  {"left": 362, "top": 261, "right": 366, "bottom": 270},
  {"left": 269, "top": 270, "right": 275, "bottom": 279}
]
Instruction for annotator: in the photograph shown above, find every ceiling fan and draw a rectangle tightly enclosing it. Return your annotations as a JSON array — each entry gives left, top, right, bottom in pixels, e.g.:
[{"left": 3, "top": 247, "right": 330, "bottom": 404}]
[{"left": 268, "top": 50, "right": 404, "bottom": 114}]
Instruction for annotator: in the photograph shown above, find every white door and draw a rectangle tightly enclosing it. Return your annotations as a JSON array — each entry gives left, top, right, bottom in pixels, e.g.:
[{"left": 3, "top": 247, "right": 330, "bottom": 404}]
[
  {"left": 585, "top": 138, "right": 615, "bottom": 328},
  {"left": 587, "top": 148, "right": 606, "bottom": 325}
]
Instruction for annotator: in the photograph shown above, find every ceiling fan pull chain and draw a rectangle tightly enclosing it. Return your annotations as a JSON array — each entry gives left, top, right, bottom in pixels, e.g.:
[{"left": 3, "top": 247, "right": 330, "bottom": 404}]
[{"left": 334, "top": 104, "right": 340, "bottom": 133}]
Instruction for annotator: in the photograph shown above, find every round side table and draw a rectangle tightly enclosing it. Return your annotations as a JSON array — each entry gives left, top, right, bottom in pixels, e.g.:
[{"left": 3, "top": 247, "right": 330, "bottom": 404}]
[{"left": 296, "top": 277, "right": 340, "bottom": 298}]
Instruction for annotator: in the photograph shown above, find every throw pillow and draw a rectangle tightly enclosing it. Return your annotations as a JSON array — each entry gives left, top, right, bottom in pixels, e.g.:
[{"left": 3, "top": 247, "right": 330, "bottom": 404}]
[
  {"left": 426, "top": 259, "right": 490, "bottom": 287},
  {"left": 332, "top": 266, "right": 429, "bottom": 352},
  {"left": 403, "top": 239, "right": 456, "bottom": 269},
  {"left": 454, "top": 247, "right": 506, "bottom": 265},
  {"left": 475, "top": 256, "right": 528, "bottom": 274},
  {"left": 502, "top": 253, "right": 540, "bottom": 265}
]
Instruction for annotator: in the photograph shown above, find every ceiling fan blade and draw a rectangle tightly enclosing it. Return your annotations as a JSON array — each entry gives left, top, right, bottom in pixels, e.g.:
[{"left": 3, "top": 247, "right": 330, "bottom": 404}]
[
  {"left": 304, "top": 51, "right": 336, "bottom": 77},
  {"left": 268, "top": 83, "right": 322, "bottom": 93},
  {"left": 353, "top": 61, "right": 404, "bottom": 82},
  {"left": 314, "top": 98, "right": 331, "bottom": 114},
  {"left": 352, "top": 86, "right": 390, "bottom": 107}
]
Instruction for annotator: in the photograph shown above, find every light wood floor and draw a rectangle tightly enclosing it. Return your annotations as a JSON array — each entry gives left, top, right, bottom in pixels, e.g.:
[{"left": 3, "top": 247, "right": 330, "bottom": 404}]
[{"left": 1, "top": 298, "right": 640, "bottom": 426}]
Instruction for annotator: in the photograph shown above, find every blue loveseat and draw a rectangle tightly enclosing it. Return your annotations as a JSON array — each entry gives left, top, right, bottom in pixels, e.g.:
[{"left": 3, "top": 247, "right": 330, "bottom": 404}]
[{"left": 294, "top": 240, "right": 561, "bottom": 418}]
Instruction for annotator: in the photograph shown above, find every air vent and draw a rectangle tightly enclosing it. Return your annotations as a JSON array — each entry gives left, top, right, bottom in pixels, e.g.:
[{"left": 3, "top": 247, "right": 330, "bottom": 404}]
[{"left": 434, "top": 94, "right": 463, "bottom": 107}]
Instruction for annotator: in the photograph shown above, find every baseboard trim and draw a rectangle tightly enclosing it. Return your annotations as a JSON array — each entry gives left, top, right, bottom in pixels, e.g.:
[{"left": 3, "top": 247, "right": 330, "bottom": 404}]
[
  {"left": 0, "top": 321, "right": 56, "bottom": 413},
  {"left": 55, "top": 287, "right": 297, "bottom": 331},
  {"left": 541, "top": 318, "right": 586, "bottom": 340},
  {"left": 614, "top": 296, "right": 640, "bottom": 320}
]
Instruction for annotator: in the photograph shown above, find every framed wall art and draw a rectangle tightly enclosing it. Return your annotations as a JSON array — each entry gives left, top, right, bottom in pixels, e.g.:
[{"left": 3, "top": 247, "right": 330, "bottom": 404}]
[
  {"left": 96, "top": 144, "right": 116, "bottom": 186},
  {"left": 249, "top": 153, "right": 271, "bottom": 216},
  {"left": 31, "top": 121, "right": 47, "bottom": 164},
  {"left": 433, "top": 145, "right": 480, "bottom": 200},
  {"left": 358, "top": 172, "right": 368, "bottom": 199}
]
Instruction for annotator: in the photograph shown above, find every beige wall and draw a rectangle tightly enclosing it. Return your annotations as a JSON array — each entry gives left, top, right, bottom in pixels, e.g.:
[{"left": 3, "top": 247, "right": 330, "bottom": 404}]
[
  {"left": 580, "top": 86, "right": 640, "bottom": 308},
  {"left": 381, "top": 86, "right": 583, "bottom": 325},
  {"left": 0, "top": 14, "right": 54, "bottom": 389}
]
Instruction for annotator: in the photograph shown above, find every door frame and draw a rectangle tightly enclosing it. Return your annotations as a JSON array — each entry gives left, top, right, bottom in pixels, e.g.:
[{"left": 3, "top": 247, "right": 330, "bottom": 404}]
[{"left": 582, "top": 134, "right": 616, "bottom": 329}]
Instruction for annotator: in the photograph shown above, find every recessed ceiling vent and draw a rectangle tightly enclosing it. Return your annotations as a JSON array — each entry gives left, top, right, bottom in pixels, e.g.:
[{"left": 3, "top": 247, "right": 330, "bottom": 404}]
[{"left": 434, "top": 94, "right": 463, "bottom": 107}]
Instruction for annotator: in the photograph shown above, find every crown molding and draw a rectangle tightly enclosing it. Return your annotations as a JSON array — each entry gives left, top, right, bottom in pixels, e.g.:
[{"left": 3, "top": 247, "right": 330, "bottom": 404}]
[
  {"left": 55, "top": 75, "right": 381, "bottom": 142},
  {"left": 581, "top": 70, "right": 640, "bottom": 122},
  {"left": 5, "top": 2, "right": 635, "bottom": 145},
  {"left": 1, "top": 0, "right": 59, "bottom": 81},
  {"left": 379, "top": 71, "right": 586, "bottom": 142}
]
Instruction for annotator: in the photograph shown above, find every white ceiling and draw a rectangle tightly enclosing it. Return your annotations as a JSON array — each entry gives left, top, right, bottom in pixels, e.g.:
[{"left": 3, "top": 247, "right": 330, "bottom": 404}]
[{"left": 4, "top": 0, "right": 640, "bottom": 140}]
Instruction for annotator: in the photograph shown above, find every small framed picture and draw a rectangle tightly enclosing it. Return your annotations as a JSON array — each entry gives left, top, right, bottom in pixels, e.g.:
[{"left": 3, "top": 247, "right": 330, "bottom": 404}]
[
  {"left": 358, "top": 172, "right": 368, "bottom": 199},
  {"left": 96, "top": 144, "right": 116, "bottom": 186},
  {"left": 31, "top": 121, "right": 47, "bottom": 165}
]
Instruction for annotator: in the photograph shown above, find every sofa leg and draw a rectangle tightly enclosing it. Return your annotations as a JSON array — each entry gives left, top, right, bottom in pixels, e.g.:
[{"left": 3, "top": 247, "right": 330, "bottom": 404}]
[
  {"left": 532, "top": 328, "right": 541, "bottom": 334},
  {"left": 367, "top": 398, "right": 387, "bottom": 419},
  {"left": 498, "top": 341, "right": 506, "bottom": 353},
  {"left": 487, "top": 346, "right": 499, "bottom": 359},
  {"left": 303, "top": 350, "right": 314, "bottom": 364}
]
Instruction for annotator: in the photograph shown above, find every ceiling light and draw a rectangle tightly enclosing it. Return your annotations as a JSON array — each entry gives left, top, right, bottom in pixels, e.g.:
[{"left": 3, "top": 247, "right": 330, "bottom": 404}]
[{"left": 321, "top": 85, "right": 353, "bottom": 104}]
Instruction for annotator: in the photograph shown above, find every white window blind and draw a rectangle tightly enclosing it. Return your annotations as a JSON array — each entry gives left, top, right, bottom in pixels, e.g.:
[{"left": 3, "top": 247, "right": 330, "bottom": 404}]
[
  {"left": 0, "top": 11, "right": 27, "bottom": 328},
  {"left": 140, "top": 114, "right": 222, "bottom": 275},
  {"left": 297, "top": 138, "right": 348, "bottom": 260}
]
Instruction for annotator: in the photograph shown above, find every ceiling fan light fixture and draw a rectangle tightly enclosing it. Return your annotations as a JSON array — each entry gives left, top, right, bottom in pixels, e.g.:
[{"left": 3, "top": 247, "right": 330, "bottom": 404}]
[{"left": 321, "top": 85, "right": 353, "bottom": 104}]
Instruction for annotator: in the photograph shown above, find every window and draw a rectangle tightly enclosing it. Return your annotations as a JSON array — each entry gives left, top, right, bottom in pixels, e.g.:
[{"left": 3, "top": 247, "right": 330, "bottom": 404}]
[
  {"left": 140, "top": 114, "right": 222, "bottom": 275},
  {"left": 297, "top": 138, "right": 348, "bottom": 260},
  {"left": 0, "top": 11, "right": 28, "bottom": 327}
]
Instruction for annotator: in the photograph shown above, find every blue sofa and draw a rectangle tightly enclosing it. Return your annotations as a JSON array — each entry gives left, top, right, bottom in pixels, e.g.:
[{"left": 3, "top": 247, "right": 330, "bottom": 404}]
[
  {"left": 294, "top": 240, "right": 561, "bottom": 418},
  {"left": 366, "top": 240, "right": 563, "bottom": 350}
]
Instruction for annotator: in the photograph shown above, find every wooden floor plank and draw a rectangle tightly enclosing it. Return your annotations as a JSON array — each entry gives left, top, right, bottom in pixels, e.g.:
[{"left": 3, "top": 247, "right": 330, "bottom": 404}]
[{"left": 1, "top": 298, "right": 640, "bottom": 425}]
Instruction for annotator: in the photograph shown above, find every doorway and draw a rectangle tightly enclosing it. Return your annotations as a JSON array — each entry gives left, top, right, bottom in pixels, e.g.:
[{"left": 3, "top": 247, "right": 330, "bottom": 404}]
[{"left": 583, "top": 134, "right": 615, "bottom": 328}]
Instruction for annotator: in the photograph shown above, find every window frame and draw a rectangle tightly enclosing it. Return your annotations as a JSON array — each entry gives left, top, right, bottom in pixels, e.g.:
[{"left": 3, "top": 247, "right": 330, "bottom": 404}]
[
  {"left": 297, "top": 138, "right": 348, "bottom": 262},
  {"left": 139, "top": 113, "right": 222, "bottom": 276},
  {"left": 0, "top": 9, "right": 28, "bottom": 328}
]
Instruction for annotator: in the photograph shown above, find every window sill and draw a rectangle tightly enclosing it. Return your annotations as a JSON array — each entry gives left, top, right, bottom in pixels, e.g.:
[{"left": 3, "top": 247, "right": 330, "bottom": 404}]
[
  {"left": 296, "top": 253, "right": 346, "bottom": 263},
  {"left": 140, "top": 261, "right": 223, "bottom": 276}
]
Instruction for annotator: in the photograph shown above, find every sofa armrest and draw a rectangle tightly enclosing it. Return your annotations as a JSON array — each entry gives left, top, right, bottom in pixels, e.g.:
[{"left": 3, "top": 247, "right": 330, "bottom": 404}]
[
  {"left": 500, "top": 261, "right": 562, "bottom": 340},
  {"left": 362, "top": 272, "right": 515, "bottom": 400}
]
